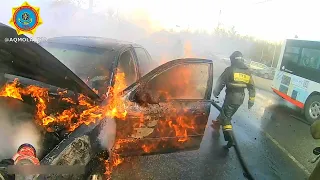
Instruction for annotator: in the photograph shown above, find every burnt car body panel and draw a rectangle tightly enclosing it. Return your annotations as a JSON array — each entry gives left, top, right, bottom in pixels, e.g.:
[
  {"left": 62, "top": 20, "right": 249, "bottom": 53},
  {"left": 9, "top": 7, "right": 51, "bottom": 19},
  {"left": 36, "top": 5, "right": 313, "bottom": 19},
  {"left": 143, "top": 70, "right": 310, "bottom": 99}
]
[
  {"left": 38, "top": 59, "right": 213, "bottom": 179},
  {"left": 40, "top": 59, "right": 213, "bottom": 162}
]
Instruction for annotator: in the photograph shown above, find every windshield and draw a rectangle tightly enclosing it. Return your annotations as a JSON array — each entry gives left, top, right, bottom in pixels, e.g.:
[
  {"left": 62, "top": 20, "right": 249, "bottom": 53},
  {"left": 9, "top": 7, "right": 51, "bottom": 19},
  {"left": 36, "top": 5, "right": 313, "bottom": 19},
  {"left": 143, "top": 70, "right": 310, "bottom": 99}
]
[{"left": 40, "top": 42, "right": 112, "bottom": 88}]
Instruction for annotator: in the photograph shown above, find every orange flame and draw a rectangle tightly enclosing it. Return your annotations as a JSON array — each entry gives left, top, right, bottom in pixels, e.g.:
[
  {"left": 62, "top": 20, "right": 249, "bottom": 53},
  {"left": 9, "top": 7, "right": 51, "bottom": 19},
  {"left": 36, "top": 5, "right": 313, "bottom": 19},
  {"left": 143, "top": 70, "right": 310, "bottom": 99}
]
[
  {"left": 0, "top": 79, "right": 23, "bottom": 100},
  {"left": 0, "top": 64, "right": 205, "bottom": 179},
  {"left": 0, "top": 71, "right": 128, "bottom": 131},
  {"left": 0, "top": 72, "right": 129, "bottom": 178},
  {"left": 104, "top": 153, "right": 124, "bottom": 179}
]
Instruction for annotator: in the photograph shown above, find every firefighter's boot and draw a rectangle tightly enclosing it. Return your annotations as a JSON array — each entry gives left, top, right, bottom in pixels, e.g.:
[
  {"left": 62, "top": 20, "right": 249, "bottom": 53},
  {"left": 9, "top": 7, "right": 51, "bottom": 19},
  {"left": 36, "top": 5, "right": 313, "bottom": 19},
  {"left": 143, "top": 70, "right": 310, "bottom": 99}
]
[{"left": 222, "top": 125, "right": 234, "bottom": 149}]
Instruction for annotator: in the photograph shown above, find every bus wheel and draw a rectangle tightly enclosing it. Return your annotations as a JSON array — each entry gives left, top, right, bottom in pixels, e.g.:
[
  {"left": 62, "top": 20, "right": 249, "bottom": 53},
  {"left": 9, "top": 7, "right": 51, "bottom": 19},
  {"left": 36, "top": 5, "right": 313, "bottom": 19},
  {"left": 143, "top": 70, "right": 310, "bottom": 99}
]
[{"left": 305, "top": 95, "right": 320, "bottom": 123}]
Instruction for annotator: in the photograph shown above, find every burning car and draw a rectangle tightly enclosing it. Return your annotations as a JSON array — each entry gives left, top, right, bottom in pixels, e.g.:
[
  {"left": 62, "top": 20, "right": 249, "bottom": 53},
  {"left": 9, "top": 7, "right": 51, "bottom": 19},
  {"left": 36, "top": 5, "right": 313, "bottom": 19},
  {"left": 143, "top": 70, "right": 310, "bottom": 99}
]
[{"left": 0, "top": 23, "right": 214, "bottom": 179}]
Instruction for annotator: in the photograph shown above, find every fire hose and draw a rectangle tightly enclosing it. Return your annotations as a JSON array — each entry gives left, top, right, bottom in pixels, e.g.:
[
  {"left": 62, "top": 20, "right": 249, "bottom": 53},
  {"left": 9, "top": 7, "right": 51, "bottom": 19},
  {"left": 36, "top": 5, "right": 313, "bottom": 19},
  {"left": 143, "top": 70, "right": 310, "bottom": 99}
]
[{"left": 210, "top": 100, "right": 254, "bottom": 180}]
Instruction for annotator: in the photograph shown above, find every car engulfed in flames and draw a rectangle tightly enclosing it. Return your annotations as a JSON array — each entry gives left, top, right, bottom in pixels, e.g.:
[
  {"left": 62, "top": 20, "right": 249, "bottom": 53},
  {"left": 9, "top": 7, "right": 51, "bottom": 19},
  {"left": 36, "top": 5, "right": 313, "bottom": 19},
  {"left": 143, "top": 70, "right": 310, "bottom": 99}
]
[
  {"left": 0, "top": 23, "right": 214, "bottom": 179},
  {"left": 0, "top": 72, "right": 129, "bottom": 179}
]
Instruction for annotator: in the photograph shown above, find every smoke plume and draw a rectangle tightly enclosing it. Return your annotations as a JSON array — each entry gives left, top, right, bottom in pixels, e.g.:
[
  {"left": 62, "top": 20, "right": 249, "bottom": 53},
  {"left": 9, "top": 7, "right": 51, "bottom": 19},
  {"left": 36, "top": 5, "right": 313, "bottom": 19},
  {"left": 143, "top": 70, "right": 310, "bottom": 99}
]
[{"left": 0, "top": 98, "right": 43, "bottom": 160}]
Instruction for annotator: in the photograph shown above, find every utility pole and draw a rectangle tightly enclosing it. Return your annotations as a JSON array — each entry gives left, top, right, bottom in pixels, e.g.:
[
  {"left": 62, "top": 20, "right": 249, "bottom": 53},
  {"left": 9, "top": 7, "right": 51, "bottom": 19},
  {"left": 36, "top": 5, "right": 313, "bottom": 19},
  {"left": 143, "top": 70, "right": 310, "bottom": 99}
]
[
  {"left": 217, "top": 9, "right": 222, "bottom": 30},
  {"left": 271, "top": 44, "right": 276, "bottom": 67},
  {"left": 260, "top": 48, "right": 264, "bottom": 62},
  {"left": 218, "top": 10, "right": 221, "bottom": 26}
]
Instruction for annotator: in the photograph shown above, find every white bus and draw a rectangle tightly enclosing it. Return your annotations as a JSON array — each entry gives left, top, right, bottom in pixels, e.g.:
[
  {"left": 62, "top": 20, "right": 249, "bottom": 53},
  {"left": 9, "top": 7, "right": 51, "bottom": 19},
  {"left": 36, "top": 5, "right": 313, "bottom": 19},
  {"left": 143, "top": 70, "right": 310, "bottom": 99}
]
[{"left": 271, "top": 39, "right": 320, "bottom": 123}]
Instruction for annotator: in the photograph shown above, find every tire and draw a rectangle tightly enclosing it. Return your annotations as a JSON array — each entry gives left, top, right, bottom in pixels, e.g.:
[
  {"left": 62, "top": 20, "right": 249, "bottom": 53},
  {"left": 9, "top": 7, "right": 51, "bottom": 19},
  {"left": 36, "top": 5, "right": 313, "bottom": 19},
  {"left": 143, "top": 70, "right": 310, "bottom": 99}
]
[
  {"left": 304, "top": 95, "right": 320, "bottom": 123},
  {"left": 263, "top": 74, "right": 269, "bottom": 79}
]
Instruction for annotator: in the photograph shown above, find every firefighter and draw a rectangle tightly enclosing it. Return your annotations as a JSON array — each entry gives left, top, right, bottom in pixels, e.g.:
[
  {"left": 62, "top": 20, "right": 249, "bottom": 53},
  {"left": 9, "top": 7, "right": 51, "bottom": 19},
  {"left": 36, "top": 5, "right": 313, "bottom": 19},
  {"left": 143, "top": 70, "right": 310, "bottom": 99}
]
[{"left": 211, "top": 51, "right": 255, "bottom": 146}]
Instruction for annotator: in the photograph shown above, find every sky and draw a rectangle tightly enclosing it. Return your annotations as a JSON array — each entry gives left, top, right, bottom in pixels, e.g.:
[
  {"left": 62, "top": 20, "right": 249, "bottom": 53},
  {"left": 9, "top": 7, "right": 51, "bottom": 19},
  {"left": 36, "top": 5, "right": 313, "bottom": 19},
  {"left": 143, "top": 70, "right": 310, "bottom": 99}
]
[{"left": 1, "top": 0, "right": 320, "bottom": 42}]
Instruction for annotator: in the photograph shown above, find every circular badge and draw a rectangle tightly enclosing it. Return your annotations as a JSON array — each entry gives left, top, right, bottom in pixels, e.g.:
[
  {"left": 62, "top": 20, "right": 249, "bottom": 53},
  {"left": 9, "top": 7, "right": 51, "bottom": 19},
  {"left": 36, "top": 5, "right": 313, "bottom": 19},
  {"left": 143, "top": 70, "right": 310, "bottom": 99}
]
[
  {"left": 9, "top": 2, "right": 43, "bottom": 35},
  {"left": 13, "top": 6, "right": 38, "bottom": 32}
]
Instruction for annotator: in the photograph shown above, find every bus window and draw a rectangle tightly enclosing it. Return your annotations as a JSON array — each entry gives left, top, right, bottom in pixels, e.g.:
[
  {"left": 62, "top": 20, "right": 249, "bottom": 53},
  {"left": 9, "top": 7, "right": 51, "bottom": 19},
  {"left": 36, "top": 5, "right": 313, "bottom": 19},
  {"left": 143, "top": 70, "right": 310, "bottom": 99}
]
[
  {"left": 282, "top": 47, "right": 300, "bottom": 67},
  {"left": 280, "top": 45, "right": 320, "bottom": 83},
  {"left": 300, "top": 48, "right": 320, "bottom": 69}
]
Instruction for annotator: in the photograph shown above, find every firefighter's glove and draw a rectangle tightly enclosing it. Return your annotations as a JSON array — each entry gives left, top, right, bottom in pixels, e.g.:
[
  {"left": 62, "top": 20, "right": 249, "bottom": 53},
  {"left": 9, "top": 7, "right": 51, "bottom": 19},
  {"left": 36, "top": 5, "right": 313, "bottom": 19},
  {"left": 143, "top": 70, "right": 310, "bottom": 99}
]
[
  {"left": 248, "top": 97, "right": 255, "bottom": 110},
  {"left": 0, "top": 159, "right": 14, "bottom": 180}
]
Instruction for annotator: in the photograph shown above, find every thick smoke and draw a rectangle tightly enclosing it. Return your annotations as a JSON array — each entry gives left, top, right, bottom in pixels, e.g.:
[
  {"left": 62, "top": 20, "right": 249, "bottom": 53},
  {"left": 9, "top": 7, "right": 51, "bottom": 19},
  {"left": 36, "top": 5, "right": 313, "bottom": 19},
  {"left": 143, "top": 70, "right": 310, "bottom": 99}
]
[
  {"left": 0, "top": 1, "right": 251, "bottom": 62},
  {"left": 0, "top": 98, "right": 43, "bottom": 160}
]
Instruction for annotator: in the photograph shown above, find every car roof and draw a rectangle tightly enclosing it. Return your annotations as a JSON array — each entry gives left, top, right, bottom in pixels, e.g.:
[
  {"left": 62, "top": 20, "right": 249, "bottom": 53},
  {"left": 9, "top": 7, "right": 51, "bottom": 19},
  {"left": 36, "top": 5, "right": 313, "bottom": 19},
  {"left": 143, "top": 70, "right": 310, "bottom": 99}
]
[{"left": 45, "top": 36, "right": 143, "bottom": 52}]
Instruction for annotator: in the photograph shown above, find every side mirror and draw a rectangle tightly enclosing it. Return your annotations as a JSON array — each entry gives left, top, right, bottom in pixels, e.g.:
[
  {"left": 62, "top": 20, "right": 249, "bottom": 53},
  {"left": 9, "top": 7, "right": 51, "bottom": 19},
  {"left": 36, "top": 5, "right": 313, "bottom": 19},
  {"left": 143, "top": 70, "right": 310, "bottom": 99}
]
[{"left": 313, "top": 147, "right": 320, "bottom": 155}]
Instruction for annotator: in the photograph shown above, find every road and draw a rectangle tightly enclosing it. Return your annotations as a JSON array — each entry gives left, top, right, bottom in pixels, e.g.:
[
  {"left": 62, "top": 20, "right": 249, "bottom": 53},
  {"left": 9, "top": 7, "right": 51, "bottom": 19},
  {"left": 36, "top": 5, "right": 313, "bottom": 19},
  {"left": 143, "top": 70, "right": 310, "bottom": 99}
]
[{"left": 111, "top": 60, "right": 318, "bottom": 180}]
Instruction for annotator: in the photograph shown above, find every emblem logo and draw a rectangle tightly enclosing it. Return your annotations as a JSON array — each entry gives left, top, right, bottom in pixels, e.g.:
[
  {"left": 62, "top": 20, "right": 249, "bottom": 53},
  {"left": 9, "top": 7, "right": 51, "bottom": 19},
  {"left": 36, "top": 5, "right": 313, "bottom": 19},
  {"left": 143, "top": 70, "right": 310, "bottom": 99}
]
[{"left": 9, "top": 2, "right": 43, "bottom": 35}]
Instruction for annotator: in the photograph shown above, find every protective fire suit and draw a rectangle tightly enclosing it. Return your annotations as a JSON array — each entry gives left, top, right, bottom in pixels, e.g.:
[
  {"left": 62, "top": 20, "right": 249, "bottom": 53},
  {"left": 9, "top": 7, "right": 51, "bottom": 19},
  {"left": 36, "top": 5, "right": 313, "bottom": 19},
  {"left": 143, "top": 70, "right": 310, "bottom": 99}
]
[
  {"left": 212, "top": 51, "right": 255, "bottom": 142},
  {"left": 309, "top": 120, "right": 320, "bottom": 180}
]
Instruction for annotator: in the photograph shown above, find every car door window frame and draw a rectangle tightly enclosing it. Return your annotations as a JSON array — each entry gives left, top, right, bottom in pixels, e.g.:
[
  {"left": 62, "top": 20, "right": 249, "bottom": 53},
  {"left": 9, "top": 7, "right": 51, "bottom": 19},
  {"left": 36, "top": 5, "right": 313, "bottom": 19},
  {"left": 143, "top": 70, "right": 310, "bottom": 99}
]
[
  {"left": 133, "top": 47, "right": 152, "bottom": 77},
  {"left": 116, "top": 48, "right": 140, "bottom": 86},
  {"left": 128, "top": 61, "right": 213, "bottom": 102}
]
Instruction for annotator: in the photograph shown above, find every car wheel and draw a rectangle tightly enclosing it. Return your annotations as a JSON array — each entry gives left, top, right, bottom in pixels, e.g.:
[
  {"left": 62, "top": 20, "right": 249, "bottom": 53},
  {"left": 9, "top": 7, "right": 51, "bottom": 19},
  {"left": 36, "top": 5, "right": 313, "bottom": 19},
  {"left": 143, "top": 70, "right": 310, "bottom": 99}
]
[
  {"left": 263, "top": 74, "right": 269, "bottom": 79},
  {"left": 304, "top": 95, "right": 320, "bottom": 123}
]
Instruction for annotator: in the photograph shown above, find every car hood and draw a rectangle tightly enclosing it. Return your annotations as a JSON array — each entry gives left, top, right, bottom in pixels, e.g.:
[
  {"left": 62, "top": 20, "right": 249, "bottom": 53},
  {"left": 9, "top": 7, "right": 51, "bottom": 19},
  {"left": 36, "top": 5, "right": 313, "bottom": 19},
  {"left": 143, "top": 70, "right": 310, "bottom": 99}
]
[{"left": 0, "top": 23, "right": 99, "bottom": 100}]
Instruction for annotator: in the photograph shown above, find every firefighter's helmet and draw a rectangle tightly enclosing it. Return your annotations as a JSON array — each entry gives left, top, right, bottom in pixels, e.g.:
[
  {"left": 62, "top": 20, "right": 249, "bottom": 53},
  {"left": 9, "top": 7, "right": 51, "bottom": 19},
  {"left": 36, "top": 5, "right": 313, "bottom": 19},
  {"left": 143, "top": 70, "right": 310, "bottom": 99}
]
[{"left": 230, "top": 51, "right": 244, "bottom": 65}]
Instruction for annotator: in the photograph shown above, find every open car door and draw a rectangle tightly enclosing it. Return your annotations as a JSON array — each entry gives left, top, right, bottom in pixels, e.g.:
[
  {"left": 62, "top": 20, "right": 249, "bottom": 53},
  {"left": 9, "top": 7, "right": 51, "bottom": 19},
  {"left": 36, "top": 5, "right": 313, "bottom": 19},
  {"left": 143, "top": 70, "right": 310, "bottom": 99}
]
[{"left": 113, "top": 58, "right": 213, "bottom": 156}]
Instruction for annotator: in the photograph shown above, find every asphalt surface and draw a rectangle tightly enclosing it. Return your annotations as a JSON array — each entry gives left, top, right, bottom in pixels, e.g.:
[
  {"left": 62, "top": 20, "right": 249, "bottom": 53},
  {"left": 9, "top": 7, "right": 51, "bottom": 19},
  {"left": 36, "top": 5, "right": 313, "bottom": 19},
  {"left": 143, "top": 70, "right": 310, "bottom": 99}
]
[{"left": 112, "top": 60, "right": 317, "bottom": 180}]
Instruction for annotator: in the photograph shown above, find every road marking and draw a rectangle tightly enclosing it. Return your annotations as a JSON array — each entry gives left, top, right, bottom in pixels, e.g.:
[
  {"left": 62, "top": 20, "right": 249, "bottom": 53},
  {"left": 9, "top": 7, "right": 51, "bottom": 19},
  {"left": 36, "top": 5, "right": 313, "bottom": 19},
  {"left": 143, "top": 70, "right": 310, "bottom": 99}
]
[{"left": 264, "top": 132, "right": 311, "bottom": 176}]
